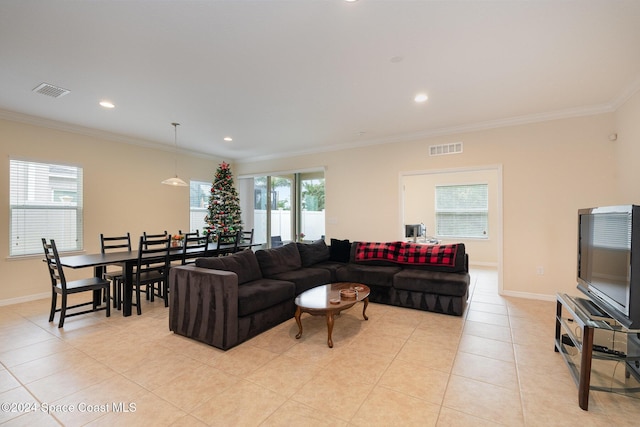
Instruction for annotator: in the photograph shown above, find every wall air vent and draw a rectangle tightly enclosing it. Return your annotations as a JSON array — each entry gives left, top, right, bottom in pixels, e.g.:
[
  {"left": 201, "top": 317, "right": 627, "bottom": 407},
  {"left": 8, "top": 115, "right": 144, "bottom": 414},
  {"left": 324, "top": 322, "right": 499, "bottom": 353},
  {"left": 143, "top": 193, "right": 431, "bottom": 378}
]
[
  {"left": 429, "top": 142, "right": 463, "bottom": 156},
  {"left": 32, "top": 83, "right": 70, "bottom": 98}
]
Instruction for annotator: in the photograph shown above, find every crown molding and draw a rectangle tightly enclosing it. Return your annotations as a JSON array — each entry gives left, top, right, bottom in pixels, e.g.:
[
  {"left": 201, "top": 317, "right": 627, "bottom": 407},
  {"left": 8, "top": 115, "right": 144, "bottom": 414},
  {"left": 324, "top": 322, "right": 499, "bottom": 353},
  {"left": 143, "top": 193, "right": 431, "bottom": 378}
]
[
  {"left": 0, "top": 109, "right": 221, "bottom": 161},
  {"left": 238, "top": 102, "right": 617, "bottom": 164}
]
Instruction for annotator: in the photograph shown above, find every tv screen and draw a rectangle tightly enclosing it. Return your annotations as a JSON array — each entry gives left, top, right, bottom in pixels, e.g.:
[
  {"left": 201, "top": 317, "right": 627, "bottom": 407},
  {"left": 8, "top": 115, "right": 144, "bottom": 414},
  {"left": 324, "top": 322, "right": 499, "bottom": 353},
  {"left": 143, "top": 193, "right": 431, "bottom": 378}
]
[{"left": 578, "top": 206, "right": 632, "bottom": 315}]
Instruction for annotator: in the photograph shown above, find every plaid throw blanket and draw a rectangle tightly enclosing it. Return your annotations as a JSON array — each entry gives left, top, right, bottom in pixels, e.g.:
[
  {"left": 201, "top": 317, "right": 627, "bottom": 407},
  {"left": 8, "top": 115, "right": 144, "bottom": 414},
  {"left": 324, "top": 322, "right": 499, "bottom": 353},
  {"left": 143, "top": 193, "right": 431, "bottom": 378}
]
[
  {"left": 402, "top": 243, "right": 459, "bottom": 267},
  {"left": 355, "top": 241, "right": 460, "bottom": 267},
  {"left": 354, "top": 241, "right": 404, "bottom": 262}
]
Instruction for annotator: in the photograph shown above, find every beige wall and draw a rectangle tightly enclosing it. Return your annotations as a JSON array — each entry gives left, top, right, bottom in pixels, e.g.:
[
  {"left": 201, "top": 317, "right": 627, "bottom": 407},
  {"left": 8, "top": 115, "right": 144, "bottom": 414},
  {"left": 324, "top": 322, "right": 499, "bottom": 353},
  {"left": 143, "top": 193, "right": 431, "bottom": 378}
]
[
  {"left": 615, "top": 90, "right": 640, "bottom": 198},
  {"left": 2, "top": 90, "right": 637, "bottom": 304},
  {"left": 237, "top": 112, "right": 623, "bottom": 300},
  {"left": 0, "top": 118, "right": 223, "bottom": 303}
]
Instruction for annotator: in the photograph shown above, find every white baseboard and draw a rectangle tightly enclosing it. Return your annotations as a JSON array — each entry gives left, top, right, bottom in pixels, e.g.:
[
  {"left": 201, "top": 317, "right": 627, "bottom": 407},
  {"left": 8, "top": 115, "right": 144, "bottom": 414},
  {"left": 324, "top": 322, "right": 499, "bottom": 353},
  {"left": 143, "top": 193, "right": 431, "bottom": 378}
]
[
  {"left": 500, "top": 289, "right": 555, "bottom": 302},
  {"left": 0, "top": 292, "right": 49, "bottom": 307},
  {"left": 469, "top": 261, "right": 499, "bottom": 268}
]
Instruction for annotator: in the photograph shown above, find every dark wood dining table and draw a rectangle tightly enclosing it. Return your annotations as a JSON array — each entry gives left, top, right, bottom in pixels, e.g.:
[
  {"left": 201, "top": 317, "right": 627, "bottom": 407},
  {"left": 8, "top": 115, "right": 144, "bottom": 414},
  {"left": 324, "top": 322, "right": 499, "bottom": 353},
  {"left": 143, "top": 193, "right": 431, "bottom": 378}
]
[{"left": 58, "top": 242, "right": 246, "bottom": 316}]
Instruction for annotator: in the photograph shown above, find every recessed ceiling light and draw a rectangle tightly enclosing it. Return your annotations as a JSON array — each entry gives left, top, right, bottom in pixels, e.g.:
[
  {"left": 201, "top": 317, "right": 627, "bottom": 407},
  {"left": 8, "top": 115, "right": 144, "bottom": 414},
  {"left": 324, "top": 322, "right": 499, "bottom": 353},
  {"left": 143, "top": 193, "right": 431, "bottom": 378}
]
[
  {"left": 345, "top": 0, "right": 359, "bottom": 2},
  {"left": 414, "top": 93, "right": 428, "bottom": 103},
  {"left": 223, "top": 137, "right": 233, "bottom": 142},
  {"left": 99, "top": 100, "right": 115, "bottom": 109}
]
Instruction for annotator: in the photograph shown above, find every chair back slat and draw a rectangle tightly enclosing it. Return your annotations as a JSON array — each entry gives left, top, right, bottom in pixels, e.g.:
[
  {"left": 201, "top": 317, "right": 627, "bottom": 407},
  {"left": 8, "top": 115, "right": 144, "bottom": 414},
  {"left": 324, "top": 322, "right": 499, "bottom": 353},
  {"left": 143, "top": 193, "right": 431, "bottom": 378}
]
[
  {"left": 143, "top": 231, "right": 168, "bottom": 249},
  {"left": 181, "top": 235, "right": 208, "bottom": 265},
  {"left": 42, "top": 238, "right": 67, "bottom": 290},
  {"left": 179, "top": 230, "right": 200, "bottom": 239},
  {"left": 216, "top": 230, "right": 240, "bottom": 255},
  {"left": 240, "top": 229, "right": 254, "bottom": 246},
  {"left": 100, "top": 233, "right": 132, "bottom": 253},
  {"left": 136, "top": 235, "right": 171, "bottom": 278}
]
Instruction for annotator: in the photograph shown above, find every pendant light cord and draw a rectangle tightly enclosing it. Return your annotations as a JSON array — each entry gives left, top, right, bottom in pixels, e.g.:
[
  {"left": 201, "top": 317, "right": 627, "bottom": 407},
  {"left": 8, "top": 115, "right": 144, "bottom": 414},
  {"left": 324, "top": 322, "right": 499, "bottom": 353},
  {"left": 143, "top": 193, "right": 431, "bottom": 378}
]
[{"left": 172, "top": 122, "right": 180, "bottom": 176}]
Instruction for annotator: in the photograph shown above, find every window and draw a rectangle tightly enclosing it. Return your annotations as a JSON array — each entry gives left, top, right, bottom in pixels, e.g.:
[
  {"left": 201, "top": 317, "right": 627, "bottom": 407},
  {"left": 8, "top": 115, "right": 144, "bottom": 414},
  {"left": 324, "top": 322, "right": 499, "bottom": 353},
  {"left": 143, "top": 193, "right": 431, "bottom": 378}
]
[
  {"left": 435, "top": 183, "right": 488, "bottom": 239},
  {"left": 10, "top": 159, "right": 83, "bottom": 256},
  {"left": 189, "top": 180, "right": 211, "bottom": 234}
]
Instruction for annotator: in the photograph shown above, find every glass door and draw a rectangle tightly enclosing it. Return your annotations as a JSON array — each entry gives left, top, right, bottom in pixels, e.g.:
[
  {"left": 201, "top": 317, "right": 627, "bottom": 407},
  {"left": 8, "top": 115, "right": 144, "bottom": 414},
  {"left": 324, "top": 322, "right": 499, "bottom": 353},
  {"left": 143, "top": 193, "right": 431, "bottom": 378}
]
[
  {"left": 270, "top": 175, "right": 294, "bottom": 246},
  {"left": 239, "top": 170, "right": 325, "bottom": 248},
  {"left": 298, "top": 172, "right": 325, "bottom": 242}
]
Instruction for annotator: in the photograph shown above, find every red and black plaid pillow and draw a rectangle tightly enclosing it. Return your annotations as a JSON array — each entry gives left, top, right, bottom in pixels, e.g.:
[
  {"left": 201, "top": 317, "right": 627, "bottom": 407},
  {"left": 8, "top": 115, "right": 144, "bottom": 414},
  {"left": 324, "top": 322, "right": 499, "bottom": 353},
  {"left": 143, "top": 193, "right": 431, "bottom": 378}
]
[
  {"left": 354, "top": 241, "right": 403, "bottom": 262},
  {"left": 403, "top": 243, "right": 458, "bottom": 266}
]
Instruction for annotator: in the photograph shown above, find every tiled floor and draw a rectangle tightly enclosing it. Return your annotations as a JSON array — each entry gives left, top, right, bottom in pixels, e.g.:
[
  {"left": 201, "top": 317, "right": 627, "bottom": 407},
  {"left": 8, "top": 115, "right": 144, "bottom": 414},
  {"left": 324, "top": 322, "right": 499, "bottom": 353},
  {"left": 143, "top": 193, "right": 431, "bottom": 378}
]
[{"left": 2, "top": 267, "right": 640, "bottom": 426}]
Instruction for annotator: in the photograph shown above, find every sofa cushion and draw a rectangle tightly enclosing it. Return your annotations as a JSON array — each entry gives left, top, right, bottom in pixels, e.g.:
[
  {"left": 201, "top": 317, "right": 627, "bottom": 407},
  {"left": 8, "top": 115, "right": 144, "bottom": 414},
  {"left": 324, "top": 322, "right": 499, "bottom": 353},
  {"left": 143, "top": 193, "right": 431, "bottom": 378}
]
[
  {"left": 255, "top": 242, "right": 302, "bottom": 276},
  {"left": 297, "top": 240, "right": 330, "bottom": 267},
  {"left": 312, "top": 260, "right": 346, "bottom": 282},
  {"left": 329, "top": 238, "right": 351, "bottom": 262},
  {"left": 393, "top": 269, "right": 469, "bottom": 296},
  {"left": 195, "top": 249, "right": 262, "bottom": 285},
  {"left": 237, "top": 279, "right": 296, "bottom": 317},
  {"left": 336, "top": 264, "right": 401, "bottom": 288},
  {"left": 267, "top": 267, "right": 331, "bottom": 295}
]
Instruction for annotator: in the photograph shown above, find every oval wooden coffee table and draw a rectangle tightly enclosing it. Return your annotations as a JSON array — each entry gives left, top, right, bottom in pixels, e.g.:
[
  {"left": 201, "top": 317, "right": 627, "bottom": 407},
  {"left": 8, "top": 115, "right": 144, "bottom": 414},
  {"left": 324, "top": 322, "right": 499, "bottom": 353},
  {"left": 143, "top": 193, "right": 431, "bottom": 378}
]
[{"left": 294, "top": 282, "right": 370, "bottom": 348}]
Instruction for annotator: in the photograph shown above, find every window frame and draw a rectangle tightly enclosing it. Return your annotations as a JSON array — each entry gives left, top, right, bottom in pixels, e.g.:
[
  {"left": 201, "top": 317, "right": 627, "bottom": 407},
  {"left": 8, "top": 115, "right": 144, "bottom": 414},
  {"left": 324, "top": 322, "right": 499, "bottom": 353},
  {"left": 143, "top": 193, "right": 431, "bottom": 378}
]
[
  {"left": 189, "top": 179, "right": 211, "bottom": 234},
  {"left": 435, "top": 183, "right": 489, "bottom": 239},
  {"left": 238, "top": 168, "right": 325, "bottom": 247},
  {"left": 9, "top": 158, "right": 84, "bottom": 257}
]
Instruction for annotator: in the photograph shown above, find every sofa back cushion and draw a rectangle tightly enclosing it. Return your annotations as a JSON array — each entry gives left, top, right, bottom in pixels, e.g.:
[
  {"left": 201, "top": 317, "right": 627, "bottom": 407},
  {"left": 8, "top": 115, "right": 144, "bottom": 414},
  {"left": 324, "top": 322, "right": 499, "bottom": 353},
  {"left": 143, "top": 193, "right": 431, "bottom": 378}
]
[
  {"left": 255, "top": 242, "right": 302, "bottom": 276},
  {"left": 296, "top": 240, "right": 330, "bottom": 267},
  {"left": 195, "top": 249, "right": 262, "bottom": 284},
  {"left": 329, "top": 238, "right": 351, "bottom": 262}
]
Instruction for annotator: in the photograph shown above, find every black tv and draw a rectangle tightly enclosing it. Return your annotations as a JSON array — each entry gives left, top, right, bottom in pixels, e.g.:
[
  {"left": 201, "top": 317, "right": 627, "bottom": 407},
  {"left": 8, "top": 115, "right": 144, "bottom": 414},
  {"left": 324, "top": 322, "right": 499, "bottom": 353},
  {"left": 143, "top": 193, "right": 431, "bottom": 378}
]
[{"left": 577, "top": 205, "right": 640, "bottom": 329}]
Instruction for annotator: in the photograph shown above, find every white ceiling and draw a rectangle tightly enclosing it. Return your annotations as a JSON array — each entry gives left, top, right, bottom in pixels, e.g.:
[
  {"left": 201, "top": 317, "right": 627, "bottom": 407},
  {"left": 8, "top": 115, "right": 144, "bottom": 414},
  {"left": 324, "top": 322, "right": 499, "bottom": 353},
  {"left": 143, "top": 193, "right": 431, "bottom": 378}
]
[{"left": 1, "top": 0, "right": 640, "bottom": 161}]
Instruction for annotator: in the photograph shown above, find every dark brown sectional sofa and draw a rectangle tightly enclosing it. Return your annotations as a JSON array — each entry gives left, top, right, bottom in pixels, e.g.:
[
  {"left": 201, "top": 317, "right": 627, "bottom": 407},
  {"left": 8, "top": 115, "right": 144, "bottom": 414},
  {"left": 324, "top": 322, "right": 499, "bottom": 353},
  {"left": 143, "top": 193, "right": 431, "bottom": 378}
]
[{"left": 169, "top": 239, "right": 470, "bottom": 350}]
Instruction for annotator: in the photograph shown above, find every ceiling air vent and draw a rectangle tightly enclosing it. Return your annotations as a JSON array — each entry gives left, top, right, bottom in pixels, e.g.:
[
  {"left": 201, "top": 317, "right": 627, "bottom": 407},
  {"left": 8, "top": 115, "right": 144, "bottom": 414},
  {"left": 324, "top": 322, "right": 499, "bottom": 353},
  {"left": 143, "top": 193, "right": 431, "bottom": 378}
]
[
  {"left": 32, "top": 83, "right": 70, "bottom": 98},
  {"left": 429, "top": 142, "right": 463, "bottom": 156}
]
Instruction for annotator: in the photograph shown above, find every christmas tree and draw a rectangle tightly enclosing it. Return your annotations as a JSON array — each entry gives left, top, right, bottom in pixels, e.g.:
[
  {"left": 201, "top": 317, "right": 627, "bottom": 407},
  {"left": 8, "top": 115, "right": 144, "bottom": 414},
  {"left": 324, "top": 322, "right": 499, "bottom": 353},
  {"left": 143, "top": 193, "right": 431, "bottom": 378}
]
[{"left": 204, "top": 162, "right": 243, "bottom": 241}]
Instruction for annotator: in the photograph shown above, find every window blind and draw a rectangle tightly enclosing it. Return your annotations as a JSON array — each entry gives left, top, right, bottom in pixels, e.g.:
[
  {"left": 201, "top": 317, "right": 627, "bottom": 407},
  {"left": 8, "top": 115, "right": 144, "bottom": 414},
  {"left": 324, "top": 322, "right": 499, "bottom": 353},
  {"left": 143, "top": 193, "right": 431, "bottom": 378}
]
[
  {"left": 9, "top": 159, "right": 83, "bottom": 256},
  {"left": 435, "top": 183, "right": 488, "bottom": 238}
]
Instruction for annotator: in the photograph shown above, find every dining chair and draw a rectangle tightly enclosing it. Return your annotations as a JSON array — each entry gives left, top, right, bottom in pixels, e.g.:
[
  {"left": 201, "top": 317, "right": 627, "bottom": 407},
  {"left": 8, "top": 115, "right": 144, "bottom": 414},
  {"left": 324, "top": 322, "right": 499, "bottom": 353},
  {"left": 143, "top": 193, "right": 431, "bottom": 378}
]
[
  {"left": 179, "top": 229, "right": 200, "bottom": 239},
  {"left": 132, "top": 234, "right": 171, "bottom": 314},
  {"left": 239, "top": 228, "right": 254, "bottom": 250},
  {"left": 43, "top": 238, "right": 111, "bottom": 328},
  {"left": 181, "top": 234, "right": 209, "bottom": 265},
  {"left": 143, "top": 231, "right": 168, "bottom": 248},
  {"left": 100, "top": 233, "right": 131, "bottom": 310},
  {"left": 216, "top": 230, "right": 240, "bottom": 256}
]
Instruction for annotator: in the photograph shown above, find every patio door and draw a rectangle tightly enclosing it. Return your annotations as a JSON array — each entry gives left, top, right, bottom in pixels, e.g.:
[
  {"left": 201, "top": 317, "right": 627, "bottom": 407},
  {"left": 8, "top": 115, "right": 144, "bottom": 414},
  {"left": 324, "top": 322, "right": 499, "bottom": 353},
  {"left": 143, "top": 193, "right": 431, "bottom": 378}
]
[{"left": 239, "top": 169, "right": 324, "bottom": 248}]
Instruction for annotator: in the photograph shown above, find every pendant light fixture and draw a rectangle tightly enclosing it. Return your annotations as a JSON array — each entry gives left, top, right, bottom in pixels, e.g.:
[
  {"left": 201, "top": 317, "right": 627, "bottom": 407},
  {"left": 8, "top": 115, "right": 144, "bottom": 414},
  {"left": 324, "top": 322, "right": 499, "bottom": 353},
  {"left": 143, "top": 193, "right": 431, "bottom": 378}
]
[{"left": 161, "top": 122, "right": 188, "bottom": 187}]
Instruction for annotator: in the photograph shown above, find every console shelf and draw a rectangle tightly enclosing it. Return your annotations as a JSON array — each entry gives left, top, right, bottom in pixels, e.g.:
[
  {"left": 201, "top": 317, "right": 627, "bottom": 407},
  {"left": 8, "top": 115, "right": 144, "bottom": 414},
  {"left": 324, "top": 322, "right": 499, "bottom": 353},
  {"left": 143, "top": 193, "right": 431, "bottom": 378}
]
[{"left": 555, "top": 293, "right": 640, "bottom": 410}]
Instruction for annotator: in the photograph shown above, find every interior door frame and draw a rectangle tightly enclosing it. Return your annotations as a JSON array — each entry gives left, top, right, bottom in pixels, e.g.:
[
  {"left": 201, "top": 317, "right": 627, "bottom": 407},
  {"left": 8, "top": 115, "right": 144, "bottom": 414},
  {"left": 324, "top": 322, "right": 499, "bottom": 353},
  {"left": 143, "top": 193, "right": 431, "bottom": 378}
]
[{"left": 399, "top": 164, "right": 504, "bottom": 295}]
